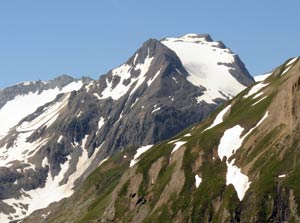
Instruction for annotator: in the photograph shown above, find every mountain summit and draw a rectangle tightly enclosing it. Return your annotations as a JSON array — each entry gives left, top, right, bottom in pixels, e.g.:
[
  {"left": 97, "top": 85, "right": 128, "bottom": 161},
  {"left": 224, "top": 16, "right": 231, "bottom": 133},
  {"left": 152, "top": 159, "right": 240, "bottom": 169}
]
[{"left": 0, "top": 34, "right": 253, "bottom": 222}]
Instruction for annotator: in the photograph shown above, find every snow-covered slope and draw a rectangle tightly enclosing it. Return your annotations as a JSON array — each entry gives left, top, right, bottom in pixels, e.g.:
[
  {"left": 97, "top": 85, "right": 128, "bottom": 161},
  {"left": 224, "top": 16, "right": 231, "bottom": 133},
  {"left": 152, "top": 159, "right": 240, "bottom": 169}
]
[
  {"left": 0, "top": 78, "right": 83, "bottom": 139},
  {"left": 0, "top": 77, "right": 89, "bottom": 222},
  {"left": 161, "top": 34, "right": 252, "bottom": 104}
]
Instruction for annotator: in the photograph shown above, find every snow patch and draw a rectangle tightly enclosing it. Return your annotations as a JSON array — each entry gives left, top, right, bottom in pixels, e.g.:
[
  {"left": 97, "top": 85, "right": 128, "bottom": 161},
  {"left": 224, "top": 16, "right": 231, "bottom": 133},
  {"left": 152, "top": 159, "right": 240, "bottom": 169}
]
[
  {"left": 84, "top": 82, "right": 94, "bottom": 92},
  {"left": 76, "top": 111, "right": 83, "bottom": 118},
  {"left": 243, "top": 82, "right": 268, "bottom": 99},
  {"left": 98, "top": 157, "right": 109, "bottom": 167},
  {"left": 168, "top": 138, "right": 180, "bottom": 144},
  {"left": 196, "top": 93, "right": 217, "bottom": 104},
  {"left": 100, "top": 53, "right": 154, "bottom": 100},
  {"left": 152, "top": 107, "right": 161, "bottom": 113},
  {"left": 41, "top": 211, "right": 51, "bottom": 219},
  {"left": 184, "top": 133, "right": 192, "bottom": 137},
  {"left": 57, "top": 136, "right": 64, "bottom": 144},
  {"left": 254, "top": 72, "right": 272, "bottom": 82},
  {"left": 255, "top": 111, "right": 269, "bottom": 127},
  {"left": 133, "top": 53, "right": 138, "bottom": 64},
  {"left": 251, "top": 96, "right": 267, "bottom": 107},
  {"left": 172, "top": 77, "right": 178, "bottom": 84},
  {"left": 203, "top": 104, "right": 231, "bottom": 132},
  {"left": 286, "top": 57, "right": 298, "bottom": 67},
  {"left": 98, "top": 117, "right": 105, "bottom": 129},
  {"left": 130, "top": 145, "right": 153, "bottom": 167},
  {"left": 93, "top": 93, "right": 101, "bottom": 100},
  {"left": 217, "top": 111, "right": 269, "bottom": 201},
  {"left": 195, "top": 175, "right": 202, "bottom": 188},
  {"left": 278, "top": 174, "right": 287, "bottom": 178},
  {"left": 22, "top": 81, "right": 31, "bottom": 86},
  {"left": 281, "top": 57, "right": 298, "bottom": 76},
  {"left": 281, "top": 66, "right": 292, "bottom": 76},
  {"left": 147, "top": 69, "right": 161, "bottom": 86},
  {"left": 253, "top": 92, "right": 264, "bottom": 99},
  {"left": 130, "top": 97, "right": 139, "bottom": 108},
  {"left": 217, "top": 126, "right": 250, "bottom": 200},
  {"left": 42, "top": 157, "right": 49, "bottom": 168},
  {"left": 171, "top": 141, "right": 187, "bottom": 154},
  {"left": 218, "top": 125, "right": 245, "bottom": 161},
  {"left": 226, "top": 159, "right": 251, "bottom": 200}
]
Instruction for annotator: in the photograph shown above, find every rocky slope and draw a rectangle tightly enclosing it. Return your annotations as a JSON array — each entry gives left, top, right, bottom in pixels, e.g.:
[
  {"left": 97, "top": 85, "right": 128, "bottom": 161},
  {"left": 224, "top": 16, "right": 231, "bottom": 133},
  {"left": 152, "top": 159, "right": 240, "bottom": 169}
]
[
  {"left": 23, "top": 56, "right": 300, "bottom": 223},
  {"left": 0, "top": 34, "right": 253, "bottom": 222}
]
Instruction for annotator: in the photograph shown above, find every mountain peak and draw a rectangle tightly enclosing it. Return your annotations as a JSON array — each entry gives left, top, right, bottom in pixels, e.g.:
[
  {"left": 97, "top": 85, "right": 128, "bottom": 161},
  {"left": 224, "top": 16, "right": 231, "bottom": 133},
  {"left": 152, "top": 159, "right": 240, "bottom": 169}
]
[
  {"left": 53, "top": 74, "right": 75, "bottom": 82},
  {"left": 161, "top": 34, "right": 254, "bottom": 102},
  {"left": 0, "top": 34, "right": 254, "bottom": 222},
  {"left": 129, "top": 38, "right": 172, "bottom": 65}
]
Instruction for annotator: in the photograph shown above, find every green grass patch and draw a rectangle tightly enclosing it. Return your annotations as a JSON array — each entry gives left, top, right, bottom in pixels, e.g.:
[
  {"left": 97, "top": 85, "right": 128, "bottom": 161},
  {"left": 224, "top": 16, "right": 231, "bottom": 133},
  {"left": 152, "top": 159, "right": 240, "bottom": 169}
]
[
  {"left": 149, "top": 162, "right": 176, "bottom": 208},
  {"left": 143, "top": 204, "right": 172, "bottom": 223},
  {"left": 137, "top": 143, "right": 172, "bottom": 195}
]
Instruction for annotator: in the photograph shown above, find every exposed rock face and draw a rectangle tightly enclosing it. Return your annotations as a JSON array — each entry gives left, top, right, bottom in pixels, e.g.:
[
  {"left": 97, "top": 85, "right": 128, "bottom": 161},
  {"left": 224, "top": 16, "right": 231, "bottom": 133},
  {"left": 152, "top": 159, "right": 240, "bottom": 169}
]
[{"left": 0, "top": 34, "right": 254, "bottom": 222}]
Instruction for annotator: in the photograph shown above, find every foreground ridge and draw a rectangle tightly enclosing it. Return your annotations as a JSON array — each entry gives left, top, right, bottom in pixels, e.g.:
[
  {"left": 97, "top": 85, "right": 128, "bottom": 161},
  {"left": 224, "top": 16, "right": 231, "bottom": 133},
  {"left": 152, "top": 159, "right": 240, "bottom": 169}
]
[{"left": 23, "top": 57, "right": 300, "bottom": 223}]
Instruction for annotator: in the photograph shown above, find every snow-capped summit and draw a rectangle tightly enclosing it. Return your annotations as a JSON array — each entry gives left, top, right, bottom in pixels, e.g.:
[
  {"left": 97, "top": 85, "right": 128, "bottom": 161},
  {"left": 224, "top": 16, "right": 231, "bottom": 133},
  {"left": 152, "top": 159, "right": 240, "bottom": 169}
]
[{"left": 162, "top": 34, "right": 253, "bottom": 104}]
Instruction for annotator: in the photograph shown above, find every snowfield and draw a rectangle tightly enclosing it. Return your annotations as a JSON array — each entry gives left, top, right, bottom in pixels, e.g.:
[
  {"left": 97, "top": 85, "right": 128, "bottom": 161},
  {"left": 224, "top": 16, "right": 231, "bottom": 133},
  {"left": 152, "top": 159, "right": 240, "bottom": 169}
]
[
  {"left": 162, "top": 34, "right": 247, "bottom": 104},
  {"left": 0, "top": 81, "right": 83, "bottom": 139},
  {"left": 217, "top": 111, "right": 269, "bottom": 200},
  {"left": 0, "top": 137, "right": 107, "bottom": 222}
]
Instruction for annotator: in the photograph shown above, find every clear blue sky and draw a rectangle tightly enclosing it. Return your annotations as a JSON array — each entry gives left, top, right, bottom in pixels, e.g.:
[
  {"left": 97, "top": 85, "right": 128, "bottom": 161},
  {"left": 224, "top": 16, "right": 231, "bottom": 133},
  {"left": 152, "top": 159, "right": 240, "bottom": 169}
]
[{"left": 0, "top": 0, "right": 299, "bottom": 88}]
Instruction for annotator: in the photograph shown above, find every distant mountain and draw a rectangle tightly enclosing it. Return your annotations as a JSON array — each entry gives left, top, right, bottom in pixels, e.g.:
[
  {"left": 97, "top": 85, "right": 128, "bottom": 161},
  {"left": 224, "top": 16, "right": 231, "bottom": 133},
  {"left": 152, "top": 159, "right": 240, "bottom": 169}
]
[
  {"left": 0, "top": 34, "right": 253, "bottom": 222},
  {"left": 26, "top": 56, "right": 300, "bottom": 223},
  {"left": 0, "top": 75, "right": 90, "bottom": 139}
]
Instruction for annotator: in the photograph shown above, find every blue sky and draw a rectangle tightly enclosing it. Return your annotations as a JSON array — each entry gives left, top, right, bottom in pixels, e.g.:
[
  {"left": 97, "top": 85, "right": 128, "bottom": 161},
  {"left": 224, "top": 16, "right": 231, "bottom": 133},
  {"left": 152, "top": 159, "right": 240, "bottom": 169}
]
[{"left": 0, "top": 0, "right": 299, "bottom": 88}]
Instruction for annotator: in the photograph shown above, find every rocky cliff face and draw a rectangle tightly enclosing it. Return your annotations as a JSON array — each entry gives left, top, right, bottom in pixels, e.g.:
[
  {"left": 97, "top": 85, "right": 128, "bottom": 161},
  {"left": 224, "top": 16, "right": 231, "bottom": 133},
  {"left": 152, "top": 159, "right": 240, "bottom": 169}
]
[
  {"left": 22, "top": 57, "right": 300, "bottom": 223},
  {"left": 0, "top": 34, "right": 254, "bottom": 222}
]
